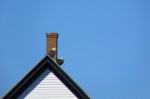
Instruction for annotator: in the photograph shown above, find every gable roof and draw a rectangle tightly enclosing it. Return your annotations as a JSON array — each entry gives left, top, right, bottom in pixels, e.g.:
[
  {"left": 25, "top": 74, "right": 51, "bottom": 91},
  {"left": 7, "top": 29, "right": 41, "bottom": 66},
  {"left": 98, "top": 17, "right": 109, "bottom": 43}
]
[{"left": 3, "top": 55, "right": 90, "bottom": 99}]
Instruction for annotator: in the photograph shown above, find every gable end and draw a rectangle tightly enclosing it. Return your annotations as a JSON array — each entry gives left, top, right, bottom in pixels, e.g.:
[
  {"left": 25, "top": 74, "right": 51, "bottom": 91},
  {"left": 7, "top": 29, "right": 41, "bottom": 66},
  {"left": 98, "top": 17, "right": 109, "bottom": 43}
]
[{"left": 3, "top": 55, "right": 90, "bottom": 99}]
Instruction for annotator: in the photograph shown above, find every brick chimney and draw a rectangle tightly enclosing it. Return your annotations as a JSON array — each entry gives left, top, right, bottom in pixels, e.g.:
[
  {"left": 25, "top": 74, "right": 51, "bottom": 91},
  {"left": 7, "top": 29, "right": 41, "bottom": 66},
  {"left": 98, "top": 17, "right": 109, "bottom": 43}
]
[{"left": 46, "top": 32, "right": 58, "bottom": 61}]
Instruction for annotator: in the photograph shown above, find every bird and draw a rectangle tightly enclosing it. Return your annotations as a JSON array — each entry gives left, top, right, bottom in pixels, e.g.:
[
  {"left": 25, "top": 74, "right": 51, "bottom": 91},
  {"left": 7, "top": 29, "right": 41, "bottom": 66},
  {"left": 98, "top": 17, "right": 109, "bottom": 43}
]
[
  {"left": 48, "top": 48, "right": 56, "bottom": 58},
  {"left": 57, "top": 58, "right": 64, "bottom": 66},
  {"left": 48, "top": 48, "right": 64, "bottom": 65}
]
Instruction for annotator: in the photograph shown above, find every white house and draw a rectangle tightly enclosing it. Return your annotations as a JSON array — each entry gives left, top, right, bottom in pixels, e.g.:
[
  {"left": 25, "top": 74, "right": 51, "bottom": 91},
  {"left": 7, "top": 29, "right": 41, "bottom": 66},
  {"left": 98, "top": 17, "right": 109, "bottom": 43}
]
[{"left": 3, "top": 33, "right": 90, "bottom": 99}]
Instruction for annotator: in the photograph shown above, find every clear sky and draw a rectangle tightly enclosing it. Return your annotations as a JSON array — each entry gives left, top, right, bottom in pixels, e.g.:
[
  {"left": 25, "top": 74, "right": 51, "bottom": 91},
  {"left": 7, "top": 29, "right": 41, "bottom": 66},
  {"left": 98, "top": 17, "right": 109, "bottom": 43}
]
[{"left": 0, "top": 0, "right": 150, "bottom": 98}]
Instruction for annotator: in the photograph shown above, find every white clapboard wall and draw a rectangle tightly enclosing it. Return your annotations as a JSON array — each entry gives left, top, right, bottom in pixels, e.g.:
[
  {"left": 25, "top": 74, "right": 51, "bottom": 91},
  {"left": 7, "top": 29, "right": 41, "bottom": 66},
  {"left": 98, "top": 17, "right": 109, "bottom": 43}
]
[{"left": 18, "top": 69, "right": 77, "bottom": 99}]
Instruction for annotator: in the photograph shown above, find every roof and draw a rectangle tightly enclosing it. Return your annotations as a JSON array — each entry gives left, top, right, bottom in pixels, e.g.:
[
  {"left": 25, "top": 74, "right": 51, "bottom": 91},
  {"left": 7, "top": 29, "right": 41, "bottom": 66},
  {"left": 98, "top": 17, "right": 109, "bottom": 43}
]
[{"left": 3, "top": 55, "right": 90, "bottom": 99}]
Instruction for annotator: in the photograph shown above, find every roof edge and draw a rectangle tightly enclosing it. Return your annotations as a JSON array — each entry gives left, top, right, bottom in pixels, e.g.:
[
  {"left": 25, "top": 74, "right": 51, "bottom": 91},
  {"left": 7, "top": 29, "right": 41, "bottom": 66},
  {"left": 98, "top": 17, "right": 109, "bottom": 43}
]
[{"left": 3, "top": 54, "right": 91, "bottom": 99}]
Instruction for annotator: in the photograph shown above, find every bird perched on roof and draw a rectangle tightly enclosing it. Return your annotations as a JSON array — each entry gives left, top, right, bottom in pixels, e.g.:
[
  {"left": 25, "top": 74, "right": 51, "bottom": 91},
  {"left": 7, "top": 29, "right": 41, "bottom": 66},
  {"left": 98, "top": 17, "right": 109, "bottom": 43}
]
[
  {"left": 48, "top": 48, "right": 64, "bottom": 65},
  {"left": 57, "top": 58, "right": 64, "bottom": 66},
  {"left": 48, "top": 48, "right": 56, "bottom": 58}
]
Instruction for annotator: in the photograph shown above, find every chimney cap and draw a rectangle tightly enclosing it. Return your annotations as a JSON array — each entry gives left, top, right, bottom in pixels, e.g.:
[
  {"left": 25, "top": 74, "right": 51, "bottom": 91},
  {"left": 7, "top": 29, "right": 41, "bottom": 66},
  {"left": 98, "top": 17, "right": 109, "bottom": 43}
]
[{"left": 46, "top": 32, "right": 59, "bottom": 38}]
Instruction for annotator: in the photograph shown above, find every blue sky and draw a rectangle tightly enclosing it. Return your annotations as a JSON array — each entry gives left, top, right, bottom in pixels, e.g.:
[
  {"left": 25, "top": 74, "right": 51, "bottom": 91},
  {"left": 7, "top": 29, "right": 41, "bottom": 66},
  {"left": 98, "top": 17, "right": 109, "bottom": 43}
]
[{"left": 0, "top": 0, "right": 150, "bottom": 98}]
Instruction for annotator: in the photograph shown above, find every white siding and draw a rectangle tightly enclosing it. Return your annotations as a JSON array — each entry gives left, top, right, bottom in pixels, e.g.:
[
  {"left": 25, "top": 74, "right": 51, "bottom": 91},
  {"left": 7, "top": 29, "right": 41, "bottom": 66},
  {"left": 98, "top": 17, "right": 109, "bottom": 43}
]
[{"left": 18, "top": 69, "right": 77, "bottom": 99}]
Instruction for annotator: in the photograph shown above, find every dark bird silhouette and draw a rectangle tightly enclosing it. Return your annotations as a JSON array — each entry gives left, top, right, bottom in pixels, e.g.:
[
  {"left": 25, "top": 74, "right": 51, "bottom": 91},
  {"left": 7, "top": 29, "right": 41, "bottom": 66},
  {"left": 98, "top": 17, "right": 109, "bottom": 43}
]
[
  {"left": 48, "top": 48, "right": 56, "bottom": 58},
  {"left": 57, "top": 58, "right": 64, "bottom": 66}
]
